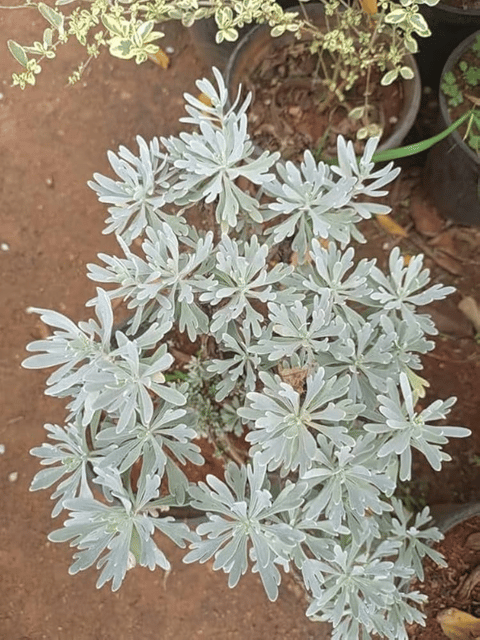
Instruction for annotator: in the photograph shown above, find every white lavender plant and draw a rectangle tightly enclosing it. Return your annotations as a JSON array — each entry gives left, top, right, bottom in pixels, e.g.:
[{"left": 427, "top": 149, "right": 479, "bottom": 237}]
[{"left": 23, "top": 67, "right": 470, "bottom": 640}]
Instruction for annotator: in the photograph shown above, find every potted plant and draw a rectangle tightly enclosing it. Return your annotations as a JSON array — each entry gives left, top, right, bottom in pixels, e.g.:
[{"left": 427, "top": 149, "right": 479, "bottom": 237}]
[
  {"left": 24, "top": 67, "right": 469, "bottom": 640},
  {"left": 224, "top": 1, "right": 425, "bottom": 161},
  {"left": 417, "top": 0, "right": 480, "bottom": 89},
  {"left": 423, "top": 30, "right": 480, "bottom": 225},
  {"left": 23, "top": 68, "right": 471, "bottom": 640},
  {"left": 3, "top": 0, "right": 308, "bottom": 87}
]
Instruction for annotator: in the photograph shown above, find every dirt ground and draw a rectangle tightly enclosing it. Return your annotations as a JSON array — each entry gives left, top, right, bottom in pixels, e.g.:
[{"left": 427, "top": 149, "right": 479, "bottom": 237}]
[{"left": 0, "top": 7, "right": 479, "bottom": 640}]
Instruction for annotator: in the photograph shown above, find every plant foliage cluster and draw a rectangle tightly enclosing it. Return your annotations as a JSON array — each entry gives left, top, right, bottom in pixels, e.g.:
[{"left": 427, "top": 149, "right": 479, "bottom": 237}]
[
  {"left": 23, "top": 69, "right": 470, "bottom": 640},
  {"left": 7, "top": 0, "right": 438, "bottom": 91}
]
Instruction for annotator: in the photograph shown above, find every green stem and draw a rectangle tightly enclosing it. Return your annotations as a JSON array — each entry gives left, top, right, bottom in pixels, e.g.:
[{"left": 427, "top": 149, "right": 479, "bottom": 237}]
[
  {"left": 370, "top": 108, "right": 475, "bottom": 163},
  {"left": 321, "top": 108, "right": 475, "bottom": 165}
]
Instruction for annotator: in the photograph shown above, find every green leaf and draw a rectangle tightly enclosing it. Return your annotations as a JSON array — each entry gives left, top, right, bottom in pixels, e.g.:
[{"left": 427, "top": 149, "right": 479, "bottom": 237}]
[
  {"left": 409, "top": 12, "right": 430, "bottom": 37},
  {"left": 7, "top": 40, "right": 28, "bottom": 68},
  {"left": 348, "top": 106, "right": 366, "bottom": 120},
  {"left": 38, "top": 2, "right": 64, "bottom": 30},
  {"left": 136, "top": 20, "right": 154, "bottom": 41},
  {"left": 404, "top": 34, "right": 418, "bottom": 54},
  {"left": 102, "top": 14, "right": 127, "bottom": 38},
  {"left": 270, "top": 24, "right": 287, "bottom": 37},
  {"left": 381, "top": 69, "right": 399, "bottom": 86},
  {"left": 385, "top": 8, "right": 406, "bottom": 23},
  {"left": 109, "top": 37, "right": 135, "bottom": 60},
  {"left": 23, "top": 42, "right": 45, "bottom": 55},
  {"left": 43, "top": 27, "right": 53, "bottom": 48},
  {"left": 221, "top": 27, "right": 239, "bottom": 42},
  {"left": 371, "top": 109, "right": 477, "bottom": 162},
  {"left": 357, "top": 126, "right": 369, "bottom": 140},
  {"left": 215, "top": 6, "right": 233, "bottom": 28},
  {"left": 445, "top": 71, "right": 456, "bottom": 84},
  {"left": 400, "top": 66, "right": 414, "bottom": 80}
]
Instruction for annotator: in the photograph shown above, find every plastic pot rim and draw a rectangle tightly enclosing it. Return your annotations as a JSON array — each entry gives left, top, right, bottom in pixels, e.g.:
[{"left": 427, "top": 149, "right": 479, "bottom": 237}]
[
  {"left": 431, "top": 0, "right": 480, "bottom": 17},
  {"left": 430, "top": 501, "right": 480, "bottom": 533}
]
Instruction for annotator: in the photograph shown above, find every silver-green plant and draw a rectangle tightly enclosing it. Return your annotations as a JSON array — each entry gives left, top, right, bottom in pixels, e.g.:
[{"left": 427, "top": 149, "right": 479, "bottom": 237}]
[{"left": 23, "top": 68, "right": 470, "bottom": 640}]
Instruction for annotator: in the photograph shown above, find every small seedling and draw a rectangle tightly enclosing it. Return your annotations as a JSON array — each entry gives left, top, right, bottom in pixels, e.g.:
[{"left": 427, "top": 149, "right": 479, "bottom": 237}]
[
  {"left": 441, "top": 71, "right": 464, "bottom": 108},
  {"left": 459, "top": 61, "right": 480, "bottom": 88}
]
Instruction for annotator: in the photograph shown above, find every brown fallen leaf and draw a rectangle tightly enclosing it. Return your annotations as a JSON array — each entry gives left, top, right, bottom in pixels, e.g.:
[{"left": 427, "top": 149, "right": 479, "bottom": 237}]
[
  {"left": 409, "top": 186, "right": 445, "bottom": 237},
  {"left": 278, "top": 365, "right": 311, "bottom": 394},
  {"left": 437, "top": 607, "right": 480, "bottom": 640},
  {"left": 147, "top": 48, "right": 170, "bottom": 69},
  {"left": 429, "top": 229, "right": 459, "bottom": 257},
  {"left": 458, "top": 297, "right": 480, "bottom": 334},
  {"left": 466, "top": 533, "right": 480, "bottom": 551},
  {"left": 452, "top": 227, "right": 480, "bottom": 248},
  {"left": 457, "top": 565, "right": 480, "bottom": 601},
  {"left": 429, "top": 250, "right": 463, "bottom": 276},
  {"left": 375, "top": 214, "right": 408, "bottom": 237}
]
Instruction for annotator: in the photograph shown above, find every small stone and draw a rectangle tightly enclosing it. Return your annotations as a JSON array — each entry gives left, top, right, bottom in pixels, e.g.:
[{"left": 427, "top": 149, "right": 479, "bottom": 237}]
[
  {"left": 389, "top": 116, "right": 398, "bottom": 124},
  {"left": 0, "top": 93, "right": 4, "bottom": 100},
  {"left": 165, "top": 46, "right": 175, "bottom": 54},
  {"left": 0, "top": 444, "right": 5, "bottom": 455},
  {"left": 8, "top": 472, "right": 18, "bottom": 483},
  {"left": 0, "top": 243, "right": 9, "bottom": 251},
  {"left": 45, "top": 176, "right": 54, "bottom": 188},
  {"left": 288, "top": 106, "right": 301, "bottom": 118}
]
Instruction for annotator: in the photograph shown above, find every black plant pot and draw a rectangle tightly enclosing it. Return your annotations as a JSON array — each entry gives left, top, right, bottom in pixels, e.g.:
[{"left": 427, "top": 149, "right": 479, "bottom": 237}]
[
  {"left": 418, "top": 3, "right": 480, "bottom": 90},
  {"left": 430, "top": 501, "right": 480, "bottom": 532},
  {"left": 423, "top": 30, "right": 480, "bottom": 226}
]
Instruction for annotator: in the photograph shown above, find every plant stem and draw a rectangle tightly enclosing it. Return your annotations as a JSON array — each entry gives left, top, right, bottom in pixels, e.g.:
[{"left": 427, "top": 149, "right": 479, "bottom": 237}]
[
  {"left": 320, "top": 109, "right": 476, "bottom": 164},
  {"left": 371, "top": 109, "right": 475, "bottom": 162}
]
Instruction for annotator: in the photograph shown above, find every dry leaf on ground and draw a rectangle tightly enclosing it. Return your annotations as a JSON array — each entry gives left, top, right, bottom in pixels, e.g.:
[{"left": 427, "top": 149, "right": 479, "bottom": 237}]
[
  {"left": 375, "top": 214, "right": 408, "bottom": 237},
  {"left": 458, "top": 297, "right": 480, "bottom": 333},
  {"left": 429, "top": 229, "right": 459, "bottom": 257},
  {"left": 409, "top": 186, "right": 445, "bottom": 237},
  {"left": 428, "top": 251, "right": 463, "bottom": 276},
  {"left": 437, "top": 607, "right": 480, "bottom": 640},
  {"left": 466, "top": 533, "right": 480, "bottom": 551}
]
